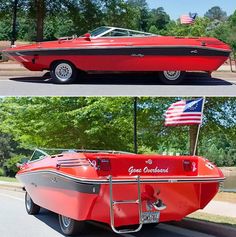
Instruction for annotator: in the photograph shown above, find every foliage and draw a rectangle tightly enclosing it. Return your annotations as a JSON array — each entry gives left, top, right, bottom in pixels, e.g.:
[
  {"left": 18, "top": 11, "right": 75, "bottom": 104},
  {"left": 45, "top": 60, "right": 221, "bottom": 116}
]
[
  {"left": 127, "top": 0, "right": 149, "bottom": 31},
  {"left": 0, "top": 131, "right": 31, "bottom": 177},
  {"left": 3, "top": 154, "right": 23, "bottom": 176},
  {"left": 0, "top": 176, "right": 17, "bottom": 182},
  {"left": 0, "top": 2, "right": 235, "bottom": 50},
  {"left": 0, "top": 97, "right": 134, "bottom": 151},
  {"left": 204, "top": 6, "right": 227, "bottom": 21},
  {"left": 0, "top": 97, "right": 236, "bottom": 169},
  {"left": 0, "top": 167, "right": 5, "bottom": 176},
  {"left": 165, "top": 17, "right": 210, "bottom": 37},
  {"left": 148, "top": 25, "right": 158, "bottom": 34},
  {"left": 148, "top": 7, "right": 170, "bottom": 31},
  {"left": 0, "top": 133, "right": 19, "bottom": 166}
]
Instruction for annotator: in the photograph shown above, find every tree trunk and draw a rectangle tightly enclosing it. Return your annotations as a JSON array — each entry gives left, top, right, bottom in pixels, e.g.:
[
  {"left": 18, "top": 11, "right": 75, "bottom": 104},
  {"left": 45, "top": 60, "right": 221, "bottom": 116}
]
[
  {"left": 189, "top": 125, "right": 199, "bottom": 155},
  {"left": 11, "top": 0, "right": 18, "bottom": 45},
  {"left": 35, "top": 0, "right": 45, "bottom": 42}
]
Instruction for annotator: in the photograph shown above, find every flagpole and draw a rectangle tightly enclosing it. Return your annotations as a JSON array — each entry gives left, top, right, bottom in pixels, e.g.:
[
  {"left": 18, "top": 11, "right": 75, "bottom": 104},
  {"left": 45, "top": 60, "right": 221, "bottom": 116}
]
[
  {"left": 193, "top": 97, "right": 206, "bottom": 156},
  {"left": 134, "top": 97, "right": 138, "bottom": 154}
]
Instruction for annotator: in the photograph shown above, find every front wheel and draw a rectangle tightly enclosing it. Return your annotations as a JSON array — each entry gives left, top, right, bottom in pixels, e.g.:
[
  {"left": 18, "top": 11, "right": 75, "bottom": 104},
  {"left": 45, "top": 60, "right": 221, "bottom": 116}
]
[
  {"left": 25, "top": 192, "right": 40, "bottom": 215},
  {"left": 50, "top": 61, "right": 77, "bottom": 84},
  {"left": 159, "top": 71, "right": 186, "bottom": 85},
  {"left": 58, "top": 215, "right": 85, "bottom": 236}
]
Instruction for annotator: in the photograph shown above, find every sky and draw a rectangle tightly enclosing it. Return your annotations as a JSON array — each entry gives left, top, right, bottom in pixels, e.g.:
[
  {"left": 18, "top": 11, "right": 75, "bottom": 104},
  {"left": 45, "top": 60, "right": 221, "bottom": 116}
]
[{"left": 147, "top": 0, "right": 236, "bottom": 20}]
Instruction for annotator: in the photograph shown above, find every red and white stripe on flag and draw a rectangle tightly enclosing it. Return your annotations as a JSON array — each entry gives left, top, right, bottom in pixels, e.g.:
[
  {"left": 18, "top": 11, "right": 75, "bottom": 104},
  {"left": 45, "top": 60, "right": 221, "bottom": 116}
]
[
  {"left": 164, "top": 99, "right": 203, "bottom": 126},
  {"left": 180, "top": 15, "right": 194, "bottom": 24}
]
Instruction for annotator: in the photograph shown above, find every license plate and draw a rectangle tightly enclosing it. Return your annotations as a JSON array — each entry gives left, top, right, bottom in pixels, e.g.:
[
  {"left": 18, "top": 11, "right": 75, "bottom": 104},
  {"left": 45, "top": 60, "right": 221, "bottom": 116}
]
[{"left": 141, "top": 212, "right": 160, "bottom": 224}]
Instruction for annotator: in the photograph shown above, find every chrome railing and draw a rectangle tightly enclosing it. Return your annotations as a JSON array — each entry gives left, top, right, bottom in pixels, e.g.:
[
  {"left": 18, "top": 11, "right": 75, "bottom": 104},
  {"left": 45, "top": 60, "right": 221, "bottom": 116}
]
[{"left": 108, "top": 175, "right": 143, "bottom": 234}]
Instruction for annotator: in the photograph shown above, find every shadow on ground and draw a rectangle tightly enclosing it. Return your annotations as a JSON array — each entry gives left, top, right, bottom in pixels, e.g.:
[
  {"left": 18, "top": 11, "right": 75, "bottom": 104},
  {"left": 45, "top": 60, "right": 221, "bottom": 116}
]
[
  {"left": 9, "top": 72, "right": 232, "bottom": 86},
  {"left": 34, "top": 209, "right": 188, "bottom": 237},
  {"left": 33, "top": 209, "right": 120, "bottom": 237}
]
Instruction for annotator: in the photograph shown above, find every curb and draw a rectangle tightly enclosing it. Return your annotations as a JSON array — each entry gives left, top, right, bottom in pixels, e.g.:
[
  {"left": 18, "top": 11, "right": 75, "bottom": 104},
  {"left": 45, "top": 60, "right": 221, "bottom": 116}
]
[
  {"left": 171, "top": 218, "right": 236, "bottom": 237},
  {"left": 0, "top": 181, "right": 23, "bottom": 192}
]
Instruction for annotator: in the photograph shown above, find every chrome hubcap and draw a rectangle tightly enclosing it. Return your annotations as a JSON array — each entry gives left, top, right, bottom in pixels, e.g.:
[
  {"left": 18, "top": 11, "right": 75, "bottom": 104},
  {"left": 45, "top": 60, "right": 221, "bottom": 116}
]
[
  {"left": 26, "top": 193, "right": 31, "bottom": 210},
  {"left": 163, "top": 71, "right": 181, "bottom": 81},
  {"left": 55, "top": 63, "right": 73, "bottom": 81},
  {"left": 61, "top": 216, "right": 72, "bottom": 228}
]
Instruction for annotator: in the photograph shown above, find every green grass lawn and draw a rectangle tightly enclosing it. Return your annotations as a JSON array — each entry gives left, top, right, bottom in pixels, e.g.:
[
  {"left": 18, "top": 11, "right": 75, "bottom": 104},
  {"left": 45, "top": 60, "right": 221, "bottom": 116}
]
[
  {"left": 188, "top": 212, "right": 236, "bottom": 228},
  {"left": 0, "top": 176, "right": 18, "bottom": 182}
]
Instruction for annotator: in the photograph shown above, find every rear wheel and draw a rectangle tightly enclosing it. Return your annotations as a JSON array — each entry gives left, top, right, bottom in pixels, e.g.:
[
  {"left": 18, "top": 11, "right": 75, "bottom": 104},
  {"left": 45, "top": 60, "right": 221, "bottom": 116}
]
[
  {"left": 58, "top": 215, "right": 85, "bottom": 236},
  {"left": 25, "top": 192, "right": 40, "bottom": 215},
  {"left": 51, "top": 61, "right": 77, "bottom": 84},
  {"left": 159, "top": 71, "right": 186, "bottom": 85}
]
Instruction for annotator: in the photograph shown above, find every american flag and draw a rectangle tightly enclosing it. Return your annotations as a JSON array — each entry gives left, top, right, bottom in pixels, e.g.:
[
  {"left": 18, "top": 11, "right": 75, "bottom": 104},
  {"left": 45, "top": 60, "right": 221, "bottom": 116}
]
[
  {"left": 180, "top": 13, "right": 197, "bottom": 24},
  {"left": 165, "top": 98, "right": 204, "bottom": 126}
]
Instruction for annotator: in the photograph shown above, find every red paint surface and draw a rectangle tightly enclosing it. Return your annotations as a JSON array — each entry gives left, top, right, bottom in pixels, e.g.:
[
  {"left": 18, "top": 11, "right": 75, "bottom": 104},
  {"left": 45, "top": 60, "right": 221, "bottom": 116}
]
[
  {"left": 5, "top": 36, "right": 231, "bottom": 73},
  {"left": 17, "top": 152, "right": 224, "bottom": 227}
]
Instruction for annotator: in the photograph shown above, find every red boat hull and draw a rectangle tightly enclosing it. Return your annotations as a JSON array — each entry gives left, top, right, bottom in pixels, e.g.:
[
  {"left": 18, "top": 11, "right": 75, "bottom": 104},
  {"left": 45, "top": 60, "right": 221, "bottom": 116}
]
[
  {"left": 4, "top": 36, "right": 231, "bottom": 73},
  {"left": 16, "top": 152, "right": 224, "bottom": 228},
  {"left": 22, "top": 180, "right": 219, "bottom": 227},
  {"left": 10, "top": 55, "right": 228, "bottom": 72}
]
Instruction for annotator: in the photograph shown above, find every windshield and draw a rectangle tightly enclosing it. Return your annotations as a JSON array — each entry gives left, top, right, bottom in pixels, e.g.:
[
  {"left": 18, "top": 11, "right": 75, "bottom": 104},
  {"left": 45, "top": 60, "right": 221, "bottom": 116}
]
[
  {"left": 30, "top": 149, "right": 48, "bottom": 161},
  {"left": 89, "top": 27, "right": 111, "bottom": 37}
]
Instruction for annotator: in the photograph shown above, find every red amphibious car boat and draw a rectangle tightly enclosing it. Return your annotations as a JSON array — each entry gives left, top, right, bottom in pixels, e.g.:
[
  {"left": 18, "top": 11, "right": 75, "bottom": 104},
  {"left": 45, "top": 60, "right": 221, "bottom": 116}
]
[
  {"left": 16, "top": 149, "right": 224, "bottom": 235},
  {"left": 3, "top": 26, "right": 231, "bottom": 84}
]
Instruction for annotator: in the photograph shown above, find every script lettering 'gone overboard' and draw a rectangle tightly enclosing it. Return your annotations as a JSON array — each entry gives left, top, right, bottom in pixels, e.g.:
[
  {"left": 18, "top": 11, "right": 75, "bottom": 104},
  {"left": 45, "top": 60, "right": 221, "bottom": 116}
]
[{"left": 128, "top": 166, "right": 169, "bottom": 175}]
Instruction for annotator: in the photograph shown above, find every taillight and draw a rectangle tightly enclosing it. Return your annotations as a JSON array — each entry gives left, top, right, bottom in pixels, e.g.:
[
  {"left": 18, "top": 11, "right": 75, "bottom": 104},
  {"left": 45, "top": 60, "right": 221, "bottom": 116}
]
[
  {"left": 96, "top": 158, "right": 111, "bottom": 171},
  {"left": 183, "top": 160, "right": 192, "bottom": 172}
]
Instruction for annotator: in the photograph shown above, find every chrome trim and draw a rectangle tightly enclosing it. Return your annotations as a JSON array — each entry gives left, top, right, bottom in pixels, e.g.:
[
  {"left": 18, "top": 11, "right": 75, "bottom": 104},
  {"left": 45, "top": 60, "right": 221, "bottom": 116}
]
[
  {"left": 6, "top": 45, "right": 231, "bottom": 53},
  {"left": 113, "top": 200, "right": 138, "bottom": 204},
  {"left": 109, "top": 175, "right": 143, "bottom": 234},
  {"left": 16, "top": 169, "right": 225, "bottom": 185}
]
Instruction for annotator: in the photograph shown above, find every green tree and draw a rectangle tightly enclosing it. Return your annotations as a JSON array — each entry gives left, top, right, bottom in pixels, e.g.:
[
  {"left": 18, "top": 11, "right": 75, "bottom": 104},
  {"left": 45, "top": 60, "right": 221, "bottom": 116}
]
[
  {"left": 148, "top": 7, "right": 170, "bottom": 31},
  {"left": 1, "top": 98, "right": 236, "bottom": 167},
  {"left": 166, "top": 17, "right": 210, "bottom": 37},
  {"left": 103, "top": 0, "right": 139, "bottom": 28},
  {"left": 0, "top": 97, "right": 135, "bottom": 151},
  {"left": 204, "top": 6, "right": 227, "bottom": 21},
  {"left": 127, "top": 0, "right": 149, "bottom": 31},
  {"left": 148, "top": 25, "right": 158, "bottom": 34}
]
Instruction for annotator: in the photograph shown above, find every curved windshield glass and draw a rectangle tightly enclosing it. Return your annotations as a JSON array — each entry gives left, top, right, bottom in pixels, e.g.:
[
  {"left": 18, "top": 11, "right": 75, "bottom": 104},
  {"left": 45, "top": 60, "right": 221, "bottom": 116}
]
[
  {"left": 82, "top": 26, "right": 157, "bottom": 38},
  {"left": 30, "top": 149, "right": 48, "bottom": 161},
  {"left": 89, "top": 27, "right": 111, "bottom": 37}
]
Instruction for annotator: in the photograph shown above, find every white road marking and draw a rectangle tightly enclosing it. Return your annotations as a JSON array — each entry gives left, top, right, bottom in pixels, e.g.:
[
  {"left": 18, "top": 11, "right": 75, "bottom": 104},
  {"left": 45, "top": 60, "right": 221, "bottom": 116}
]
[{"left": 0, "top": 192, "right": 24, "bottom": 202}]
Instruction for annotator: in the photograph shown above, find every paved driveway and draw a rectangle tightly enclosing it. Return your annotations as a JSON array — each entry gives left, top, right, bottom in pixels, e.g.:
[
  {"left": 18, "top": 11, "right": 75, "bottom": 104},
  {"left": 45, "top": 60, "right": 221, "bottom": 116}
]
[
  {"left": 0, "top": 71, "right": 235, "bottom": 96},
  {"left": 0, "top": 189, "right": 215, "bottom": 237}
]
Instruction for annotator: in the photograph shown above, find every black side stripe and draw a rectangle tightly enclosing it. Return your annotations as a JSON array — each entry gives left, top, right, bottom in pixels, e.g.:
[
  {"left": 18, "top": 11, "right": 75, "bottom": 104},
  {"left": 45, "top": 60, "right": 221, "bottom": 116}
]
[
  {"left": 5, "top": 46, "right": 230, "bottom": 57},
  {"left": 16, "top": 172, "right": 100, "bottom": 194}
]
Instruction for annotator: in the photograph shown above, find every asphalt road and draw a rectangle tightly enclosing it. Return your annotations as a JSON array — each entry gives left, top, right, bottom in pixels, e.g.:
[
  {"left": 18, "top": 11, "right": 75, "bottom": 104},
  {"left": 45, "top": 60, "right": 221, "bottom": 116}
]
[
  {"left": 0, "top": 71, "right": 235, "bottom": 96},
  {"left": 0, "top": 189, "right": 215, "bottom": 237}
]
